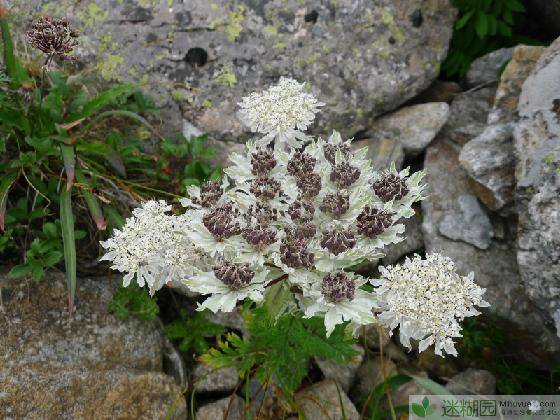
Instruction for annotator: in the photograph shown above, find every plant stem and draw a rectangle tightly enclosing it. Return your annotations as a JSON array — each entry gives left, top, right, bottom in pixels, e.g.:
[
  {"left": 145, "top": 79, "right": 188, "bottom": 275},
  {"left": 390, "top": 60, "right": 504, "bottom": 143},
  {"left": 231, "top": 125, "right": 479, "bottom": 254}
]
[{"left": 379, "top": 326, "right": 397, "bottom": 420}]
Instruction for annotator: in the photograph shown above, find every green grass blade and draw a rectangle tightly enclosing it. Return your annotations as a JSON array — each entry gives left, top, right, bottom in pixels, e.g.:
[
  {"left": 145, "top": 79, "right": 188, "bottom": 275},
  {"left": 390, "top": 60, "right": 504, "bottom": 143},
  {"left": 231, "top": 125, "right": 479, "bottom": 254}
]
[
  {"left": 59, "top": 144, "right": 76, "bottom": 190},
  {"left": 60, "top": 186, "right": 77, "bottom": 317},
  {"left": 0, "top": 170, "right": 19, "bottom": 230},
  {"left": 81, "top": 109, "right": 161, "bottom": 139},
  {"left": 66, "top": 84, "right": 136, "bottom": 121},
  {"left": 0, "top": 14, "right": 32, "bottom": 88},
  {"left": 75, "top": 169, "right": 106, "bottom": 230}
]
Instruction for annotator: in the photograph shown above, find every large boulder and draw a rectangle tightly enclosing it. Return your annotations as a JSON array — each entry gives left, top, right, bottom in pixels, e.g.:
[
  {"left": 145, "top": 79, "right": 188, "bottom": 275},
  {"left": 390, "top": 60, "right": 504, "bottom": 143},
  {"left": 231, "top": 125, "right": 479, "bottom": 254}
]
[
  {"left": 459, "top": 46, "right": 545, "bottom": 213},
  {"left": 0, "top": 272, "right": 186, "bottom": 418},
  {"left": 13, "top": 0, "right": 456, "bottom": 139},
  {"left": 422, "top": 87, "right": 560, "bottom": 365},
  {"left": 514, "top": 37, "right": 560, "bottom": 340}
]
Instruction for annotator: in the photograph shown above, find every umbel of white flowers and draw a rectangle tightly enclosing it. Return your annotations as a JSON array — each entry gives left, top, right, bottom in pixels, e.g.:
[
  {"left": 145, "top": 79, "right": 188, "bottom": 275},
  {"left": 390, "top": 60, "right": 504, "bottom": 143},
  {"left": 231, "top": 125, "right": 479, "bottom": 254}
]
[{"left": 101, "top": 78, "right": 489, "bottom": 357}]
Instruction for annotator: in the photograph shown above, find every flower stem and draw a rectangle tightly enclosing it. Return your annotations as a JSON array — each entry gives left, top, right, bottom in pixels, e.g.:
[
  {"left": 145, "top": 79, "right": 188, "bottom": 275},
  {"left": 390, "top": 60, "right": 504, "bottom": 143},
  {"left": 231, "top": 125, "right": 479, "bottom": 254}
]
[{"left": 379, "top": 326, "right": 397, "bottom": 420}]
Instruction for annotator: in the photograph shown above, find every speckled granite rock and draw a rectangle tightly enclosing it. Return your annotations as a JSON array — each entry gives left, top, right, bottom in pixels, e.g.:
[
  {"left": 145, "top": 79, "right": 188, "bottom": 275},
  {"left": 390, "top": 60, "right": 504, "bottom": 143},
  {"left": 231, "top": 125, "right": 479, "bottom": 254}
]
[
  {"left": 438, "top": 194, "right": 494, "bottom": 250},
  {"left": 445, "top": 368, "right": 496, "bottom": 395},
  {"left": 13, "top": 0, "right": 456, "bottom": 139},
  {"left": 466, "top": 47, "right": 514, "bottom": 87},
  {"left": 366, "top": 102, "right": 450, "bottom": 156},
  {"left": 438, "top": 87, "right": 496, "bottom": 146},
  {"left": 459, "top": 46, "right": 545, "bottom": 213},
  {"left": 192, "top": 363, "right": 239, "bottom": 394},
  {"left": 514, "top": 37, "right": 560, "bottom": 340},
  {"left": 0, "top": 272, "right": 186, "bottom": 419},
  {"left": 196, "top": 395, "right": 245, "bottom": 420},
  {"left": 297, "top": 379, "right": 360, "bottom": 420}
]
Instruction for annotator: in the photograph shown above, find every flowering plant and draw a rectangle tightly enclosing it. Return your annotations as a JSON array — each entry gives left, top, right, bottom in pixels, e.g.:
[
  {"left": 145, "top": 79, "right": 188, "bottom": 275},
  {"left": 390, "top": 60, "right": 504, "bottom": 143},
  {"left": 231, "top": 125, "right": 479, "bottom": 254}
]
[{"left": 101, "top": 78, "right": 489, "bottom": 357}]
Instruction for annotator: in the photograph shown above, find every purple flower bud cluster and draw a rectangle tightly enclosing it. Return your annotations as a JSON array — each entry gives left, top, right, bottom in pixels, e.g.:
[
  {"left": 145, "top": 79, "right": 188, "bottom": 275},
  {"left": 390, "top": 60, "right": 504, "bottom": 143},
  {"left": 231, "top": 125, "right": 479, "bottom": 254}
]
[
  {"left": 213, "top": 262, "right": 255, "bottom": 290},
  {"left": 194, "top": 180, "right": 223, "bottom": 208},
  {"left": 203, "top": 203, "right": 241, "bottom": 241},
  {"left": 321, "top": 272, "right": 355, "bottom": 302},
  {"left": 372, "top": 173, "right": 409, "bottom": 202},
  {"left": 26, "top": 16, "right": 79, "bottom": 65}
]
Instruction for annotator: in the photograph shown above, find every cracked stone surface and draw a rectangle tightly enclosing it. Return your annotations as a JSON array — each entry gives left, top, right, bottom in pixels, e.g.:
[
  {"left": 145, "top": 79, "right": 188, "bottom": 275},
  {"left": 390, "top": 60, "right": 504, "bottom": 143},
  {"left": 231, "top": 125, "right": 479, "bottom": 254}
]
[
  {"left": 514, "top": 36, "right": 560, "bottom": 341},
  {"left": 14, "top": 0, "right": 455, "bottom": 139},
  {"left": 439, "top": 194, "right": 494, "bottom": 250},
  {"left": 365, "top": 102, "right": 450, "bottom": 156},
  {"left": 0, "top": 273, "right": 186, "bottom": 419}
]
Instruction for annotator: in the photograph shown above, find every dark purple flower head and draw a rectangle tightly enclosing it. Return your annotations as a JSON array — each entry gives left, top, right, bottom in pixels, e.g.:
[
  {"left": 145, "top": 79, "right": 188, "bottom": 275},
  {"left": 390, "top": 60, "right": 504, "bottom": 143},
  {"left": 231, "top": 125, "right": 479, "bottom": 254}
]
[
  {"left": 193, "top": 180, "right": 223, "bottom": 208},
  {"left": 320, "top": 192, "right": 350, "bottom": 217},
  {"left": 280, "top": 236, "right": 315, "bottom": 269},
  {"left": 372, "top": 173, "right": 409, "bottom": 202},
  {"left": 296, "top": 172, "right": 321, "bottom": 198},
  {"left": 26, "top": 16, "right": 79, "bottom": 64},
  {"left": 284, "top": 223, "right": 317, "bottom": 242},
  {"left": 330, "top": 162, "right": 360, "bottom": 188},
  {"left": 287, "top": 199, "right": 315, "bottom": 223},
  {"left": 213, "top": 262, "right": 255, "bottom": 290},
  {"left": 320, "top": 229, "right": 356, "bottom": 255},
  {"left": 287, "top": 151, "right": 316, "bottom": 177},
  {"left": 251, "top": 148, "right": 276, "bottom": 176},
  {"left": 322, "top": 272, "right": 355, "bottom": 303},
  {"left": 250, "top": 176, "right": 282, "bottom": 200},
  {"left": 323, "top": 143, "right": 350, "bottom": 165},
  {"left": 243, "top": 225, "right": 276, "bottom": 250},
  {"left": 356, "top": 207, "right": 393, "bottom": 238},
  {"left": 202, "top": 203, "right": 240, "bottom": 240}
]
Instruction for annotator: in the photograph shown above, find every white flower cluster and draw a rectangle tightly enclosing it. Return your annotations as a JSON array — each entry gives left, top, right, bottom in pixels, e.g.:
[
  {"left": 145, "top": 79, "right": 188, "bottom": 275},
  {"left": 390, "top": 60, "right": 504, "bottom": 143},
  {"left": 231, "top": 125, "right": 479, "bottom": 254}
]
[
  {"left": 101, "top": 78, "right": 488, "bottom": 355},
  {"left": 374, "top": 253, "right": 490, "bottom": 356},
  {"left": 237, "top": 77, "right": 324, "bottom": 148},
  {"left": 100, "top": 200, "right": 203, "bottom": 295}
]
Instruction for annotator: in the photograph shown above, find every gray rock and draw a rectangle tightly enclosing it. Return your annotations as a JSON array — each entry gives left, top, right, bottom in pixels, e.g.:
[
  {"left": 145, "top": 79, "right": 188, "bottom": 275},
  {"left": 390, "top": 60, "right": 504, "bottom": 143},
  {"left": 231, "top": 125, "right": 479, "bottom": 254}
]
[
  {"left": 358, "top": 325, "right": 391, "bottom": 350},
  {"left": 240, "top": 377, "right": 277, "bottom": 419},
  {"left": 459, "top": 123, "right": 516, "bottom": 211},
  {"left": 162, "top": 337, "right": 188, "bottom": 389},
  {"left": 422, "top": 138, "right": 560, "bottom": 365},
  {"left": 445, "top": 368, "right": 496, "bottom": 396},
  {"left": 366, "top": 102, "right": 450, "bottom": 156},
  {"left": 439, "top": 87, "right": 496, "bottom": 146},
  {"left": 466, "top": 48, "right": 514, "bottom": 87},
  {"left": 459, "top": 46, "right": 545, "bottom": 213},
  {"left": 196, "top": 395, "right": 245, "bottom": 420},
  {"left": 408, "top": 80, "right": 462, "bottom": 104},
  {"left": 0, "top": 273, "right": 186, "bottom": 419},
  {"left": 351, "top": 357, "right": 396, "bottom": 403},
  {"left": 514, "top": 36, "right": 560, "bottom": 340},
  {"left": 193, "top": 363, "right": 239, "bottom": 393},
  {"left": 417, "top": 348, "right": 459, "bottom": 379},
  {"left": 296, "top": 379, "right": 360, "bottom": 420},
  {"left": 13, "top": 0, "right": 456, "bottom": 139},
  {"left": 439, "top": 194, "right": 494, "bottom": 250},
  {"left": 489, "top": 45, "right": 546, "bottom": 125},
  {"left": 352, "top": 137, "right": 404, "bottom": 171},
  {"left": 205, "top": 307, "right": 246, "bottom": 334},
  {"left": 315, "top": 344, "right": 365, "bottom": 392},
  {"left": 382, "top": 209, "right": 424, "bottom": 265},
  {"left": 391, "top": 378, "right": 430, "bottom": 407}
]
